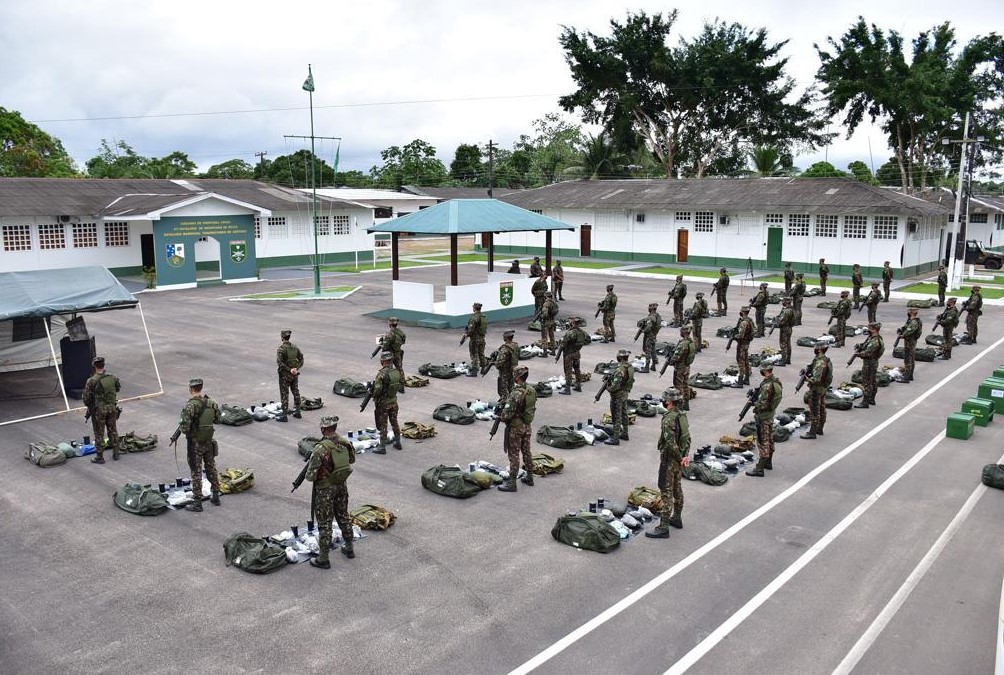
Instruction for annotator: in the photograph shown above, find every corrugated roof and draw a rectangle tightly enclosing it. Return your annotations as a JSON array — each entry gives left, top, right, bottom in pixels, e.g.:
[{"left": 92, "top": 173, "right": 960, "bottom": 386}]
[
  {"left": 367, "top": 199, "right": 574, "bottom": 234},
  {"left": 402, "top": 186, "right": 518, "bottom": 200}
]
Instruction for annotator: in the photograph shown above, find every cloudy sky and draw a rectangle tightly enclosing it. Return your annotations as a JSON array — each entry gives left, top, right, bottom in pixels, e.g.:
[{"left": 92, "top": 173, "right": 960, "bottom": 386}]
[{"left": 2, "top": 0, "right": 1000, "bottom": 178}]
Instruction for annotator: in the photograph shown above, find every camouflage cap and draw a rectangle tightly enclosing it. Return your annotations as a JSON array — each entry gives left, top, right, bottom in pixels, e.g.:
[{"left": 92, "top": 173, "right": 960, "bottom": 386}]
[
  {"left": 320, "top": 416, "right": 339, "bottom": 429},
  {"left": 648, "top": 302, "right": 658, "bottom": 310},
  {"left": 939, "top": 264, "right": 945, "bottom": 270},
  {"left": 720, "top": 267, "right": 728, "bottom": 273},
  {"left": 545, "top": 291, "right": 553, "bottom": 297},
  {"left": 568, "top": 317, "right": 580, "bottom": 326},
  {"left": 782, "top": 296, "right": 792, "bottom": 304},
  {"left": 189, "top": 378, "right": 203, "bottom": 388},
  {"left": 973, "top": 285, "right": 983, "bottom": 291},
  {"left": 869, "top": 322, "right": 882, "bottom": 330},
  {"left": 871, "top": 282, "right": 879, "bottom": 287},
  {"left": 281, "top": 329, "right": 291, "bottom": 339},
  {"left": 884, "top": 260, "right": 890, "bottom": 265},
  {"left": 740, "top": 306, "right": 750, "bottom": 314},
  {"left": 556, "top": 259, "right": 562, "bottom": 264},
  {"left": 759, "top": 363, "right": 774, "bottom": 373},
  {"left": 907, "top": 307, "right": 918, "bottom": 314},
  {"left": 380, "top": 351, "right": 393, "bottom": 361},
  {"left": 760, "top": 282, "right": 768, "bottom": 288},
  {"left": 840, "top": 290, "right": 849, "bottom": 296},
  {"left": 617, "top": 348, "right": 631, "bottom": 359},
  {"left": 533, "top": 256, "right": 540, "bottom": 261},
  {"left": 473, "top": 302, "right": 482, "bottom": 310},
  {"left": 819, "top": 258, "right": 825, "bottom": 262},
  {"left": 92, "top": 356, "right": 105, "bottom": 368},
  {"left": 680, "top": 325, "right": 691, "bottom": 334},
  {"left": 947, "top": 297, "right": 957, "bottom": 304},
  {"left": 696, "top": 292, "right": 704, "bottom": 298},
  {"left": 814, "top": 343, "right": 829, "bottom": 353},
  {"left": 661, "top": 387, "right": 683, "bottom": 403},
  {"left": 676, "top": 274, "right": 683, "bottom": 280},
  {"left": 503, "top": 330, "right": 515, "bottom": 339},
  {"left": 388, "top": 316, "right": 399, "bottom": 324},
  {"left": 796, "top": 273, "right": 804, "bottom": 278},
  {"left": 606, "top": 284, "right": 614, "bottom": 291},
  {"left": 513, "top": 365, "right": 529, "bottom": 378}
]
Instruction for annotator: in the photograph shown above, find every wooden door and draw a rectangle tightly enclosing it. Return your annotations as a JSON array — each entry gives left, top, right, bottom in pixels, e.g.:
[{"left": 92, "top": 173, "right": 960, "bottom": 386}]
[
  {"left": 677, "top": 229, "right": 689, "bottom": 262},
  {"left": 580, "top": 224, "right": 592, "bottom": 256},
  {"left": 481, "top": 232, "right": 490, "bottom": 249}
]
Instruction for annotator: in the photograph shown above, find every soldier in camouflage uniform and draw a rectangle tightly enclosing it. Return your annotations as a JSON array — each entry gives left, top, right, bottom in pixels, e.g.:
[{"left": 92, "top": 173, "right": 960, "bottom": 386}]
[
  {"left": 853, "top": 322, "right": 885, "bottom": 408},
  {"left": 306, "top": 415, "right": 356, "bottom": 568},
  {"left": 466, "top": 303, "right": 488, "bottom": 375},
  {"left": 668, "top": 326, "right": 696, "bottom": 411},
  {"left": 598, "top": 284, "right": 618, "bottom": 341},
  {"left": 851, "top": 264, "right": 863, "bottom": 309},
  {"left": 746, "top": 364, "right": 783, "bottom": 476},
  {"left": 818, "top": 258, "right": 829, "bottom": 296},
  {"left": 937, "top": 298, "right": 960, "bottom": 360},
  {"left": 170, "top": 378, "right": 222, "bottom": 512},
  {"left": 528, "top": 256, "right": 543, "bottom": 278},
  {"left": 776, "top": 296, "right": 795, "bottom": 365},
  {"left": 735, "top": 307, "right": 755, "bottom": 385},
  {"left": 791, "top": 273, "right": 806, "bottom": 325},
  {"left": 751, "top": 282, "right": 769, "bottom": 337},
  {"left": 82, "top": 356, "right": 121, "bottom": 463},
  {"left": 898, "top": 308, "right": 922, "bottom": 382},
  {"left": 690, "top": 291, "right": 708, "bottom": 352},
  {"left": 783, "top": 262, "right": 794, "bottom": 294},
  {"left": 965, "top": 285, "right": 983, "bottom": 343},
  {"left": 936, "top": 265, "right": 947, "bottom": 306},
  {"left": 276, "top": 329, "right": 304, "bottom": 417},
  {"left": 604, "top": 349, "right": 635, "bottom": 445},
  {"left": 637, "top": 302, "right": 662, "bottom": 372},
  {"left": 557, "top": 317, "right": 589, "bottom": 395},
  {"left": 531, "top": 273, "right": 548, "bottom": 314},
  {"left": 801, "top": 344, "right": 832, "bottom": 439},
  {"left": 494, "top": 330, "right": 520, "bottom": 398},
  {"left": 551, "top": 260, "right": 565, "bottom": 300},
  {"left": 863, "top": 283, "right": 882, "bottom": 324},
  {"left": 882, "top": 261, "right": 894, "bottom": 301},
  {"left": 667, "top": 275, "right": 687, "bottom": 326},
  {"left": 540, "top": 291, "right": 559, "bottom": 354},
  {"left": 497, "top": 365, "right": 537, "bottom": 492},
  {"left": 833, "top": 290, "right": 852, "bottom": 348},
  {"left": 381, "top": 317, "right": 407, "bottom": 389},
  {"left": 371, "top": 351, "right": 403, "bottom": 453},
  {"left": 645, "top": 387, "right": 690, "bottom": 539},
  {"left": 714, "top": 267, "right": 730, "bottom": 316}
]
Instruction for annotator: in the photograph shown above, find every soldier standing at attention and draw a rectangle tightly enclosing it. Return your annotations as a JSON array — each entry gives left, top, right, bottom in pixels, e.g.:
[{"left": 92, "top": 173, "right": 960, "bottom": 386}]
[
  {"left": 540, "top": 291, "right": 559, "bottom": 354},
  {"left": 531, "top": 273, "right": 548, "bottom": 315},
  {"left": 276, "top": 329, "right": 304, "bottom": 418},
  {"left": 882, "top": 261, "right": 894, "bottom": 301},
  {"left": 801, "top": 344, "right": 832, "bottom": 439},
  {"left": 551, "top": 260, "right": 565, "bottom": 300},
  {"left": 851, "top": 263, "right": 864, "bottom": 309},
  {"left": 833, "top": 290, "right": 852, "bottom": 348},
  {"left": 853, "top": 322, "right": 885, "bottom": 409},
  {"left": 497, "top": 365, "right": 537, "bottom": 492},
  {"left": 82, "top": 356, "right": 121, "bottom": 463},
  {"left": 777, "top": 296, "right": 795, "bottom": 366},
  {"left": 735, "top": 307, "right": 755, "bottom": 385},
  {"left": 466, "top": 303, "right": 489, "bottom": 375},
  {"left": 529, "top": 256, "right": 543, "bottom": 278},
  {"left": 818, "top": 258, "right": 829, "bottom": 296},
  {"left": 864, "top": 282, "right": 882, "bottom": 324},
  {"left": 783, "top": 262, "right": 794, "bottom": 294},
  {"left": 746, "top": 364, "right": 783, "bottom": 477},
  {"left": 668, "top": 326, "right": 696, "bottom": 410},
  {"left": 938, "top": 298, "right": 960, "bottom": 360},
  {"left": 645, "top": 388, "right": 690, "bottom": 539},
  {"left": 382, "top": 317, "right": 407, "bottom": 391},
  {"left": 507, "top": 259, "right": 521, "bottom": 275},
  {"left": 306, "top": 416, "right": 356, "bottom": 568},
  {"left": 965, "top": 285, "right": 983, "bottom": 343},
  {"left": 667, "top": 275, "right": 687, "bottom": 326},
  {"left": 557, "top": 317, "right": 589, "bottom": 395},
  {"left": 715, "top": 267, "right": 730, "bottom": 316},
  {"left": 690, "top": 292, "right": 708, "bottom": 352},
  {"left": 371, "top": 351, "right": 403, "bottom": 454},
  {"left": 637, "top": 302, "right": 662, "bottom": 372},
  {"left": 751, "top": 282, "right": 769, "bottom": 337},
  {"left": 494, "top": 330, "right": 520, "bottom": 398},
  {"left": 604, "top": 349, "right": 635, "bottom": 445},
  {"left": 791, "top": 273, "right": 806, "bottom": 325},
  {"left": 170, "top": 378, "right": 221, "bottom": 512},
  {"left": 898, "top": 308, "right": 922, "bottom": 382},
  {"left": 598, "top": 284, "right": 618, "bottom": 342},
  {"left": 936, "top": 265, "right": 948, "bottom": 306}
]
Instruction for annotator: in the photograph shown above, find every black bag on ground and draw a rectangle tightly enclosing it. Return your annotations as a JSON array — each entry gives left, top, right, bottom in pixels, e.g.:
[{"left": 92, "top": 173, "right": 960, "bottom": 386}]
[
  {"left": 981, "top": 464, "right": 1004, "bottom": 490},
  {"left": 421, "top": 465, "right": 482, "bottom": 499},
  {"left": 333, "top": 378, "right": 369, "bottom": 397},
  {"left": 689, "top": 372, "right": 723, "bottom": 390},
  {"left": 113, "top": 483, "right": 169, "bottom": 516},
  {"left": 432, "top": 404, "right": 476, "bottom": 425},
  {"left": 223, "top": 532, "right": 288, "bottom": 574},
  {"left": 534, "top": 382, "right": 554, "bottom": 398},
  {"left": 551, "top": 513, "right": 620, "bottom": 553},
  {"left": 535, "top": 425, "right": 588, "bottom": 449}
]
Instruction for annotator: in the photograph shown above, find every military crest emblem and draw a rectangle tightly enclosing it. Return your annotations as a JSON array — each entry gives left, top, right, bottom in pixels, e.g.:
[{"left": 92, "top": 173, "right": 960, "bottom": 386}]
[
  {"left": 165, "top": 242, "right": 185, "bottom": 268},
  {"left": 230, "top": 241, "right": 247, "bottom": 263},
  {"left": 499, "top": 281, "right": 513, "bottom": 307}
]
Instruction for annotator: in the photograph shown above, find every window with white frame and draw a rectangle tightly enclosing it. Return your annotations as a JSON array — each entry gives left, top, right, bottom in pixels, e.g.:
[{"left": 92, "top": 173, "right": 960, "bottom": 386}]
[
  {"left": 103, "top": 221, "right": 129, "bottom": 247},
  {"left": 635, "top": 213, "right": 646, "bottom": 223},
  {"left": 314, "top": 215, "right": 330, "bottom": 236},
  {"left": 267, "top": 216, "right": 288, "bottom": 239},
  {"left": 332, "top": 214, "right": 350, "bottom": 235},
  {"left": 815, "top": 215, "right": 838, "bottom": 238},
  {"left": 765, "top": 213, "right": 784, "bottom": 225},
  {"left": 843, "top": 215, "right": 867, "bottom": 239},
  {"left": 3, "top": 224, "right": 31, "bottom": 251},
  {"left": 675, "top": 211, "right": 691, "bottom": 222},
  {"left": 254, "top": 216, "right": 262, "bottom": 239},
  {"left": 291, "top": 217, "right": 311, "bottom": 238},
  {"left": 694, "top": 211, "right": 714, "bottom": 233},
  {"left": 970, "top": 213, "right": 988, "bottom": 224},
  {"left": 72, "top": 222, "right": 98, "bottom": 248},
  {"left": 996, "top": 214, "right": 1004, "bottom": 231},
  {"left": 787, "top": 214, "right": 809, "bottom": 237},
  {"left": 873, "top": 215, "right": 899, "bottom": 240},
  {"left": 38, "top": 223, "right": 66, "bottom": 249}
]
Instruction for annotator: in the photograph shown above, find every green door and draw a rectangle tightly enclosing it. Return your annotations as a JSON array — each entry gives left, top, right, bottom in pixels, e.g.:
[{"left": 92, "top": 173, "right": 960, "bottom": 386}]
[{"left": 767, "top": 227, "right": 783, "bottom": 269}]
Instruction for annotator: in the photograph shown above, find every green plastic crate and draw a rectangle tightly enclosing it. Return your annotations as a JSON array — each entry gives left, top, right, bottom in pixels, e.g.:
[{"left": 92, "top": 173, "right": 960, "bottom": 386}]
[
  {"left": 994, "top": 367, "right": 1004, "bottom": 380},
  {"left": 961, "top": 398, "right": 994, "bottom": 427},
  {"left": 947, "top": 412, "right": 975, "bottom": 440},
  {"left": 977, "top": 379, "right": 1004, "bottom": 414}
]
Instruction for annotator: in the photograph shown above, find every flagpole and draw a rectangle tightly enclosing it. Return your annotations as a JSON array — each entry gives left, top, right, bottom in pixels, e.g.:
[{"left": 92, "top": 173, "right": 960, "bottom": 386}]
[{"left": 307, "top": 65, "right": 320, "bottom": 295}]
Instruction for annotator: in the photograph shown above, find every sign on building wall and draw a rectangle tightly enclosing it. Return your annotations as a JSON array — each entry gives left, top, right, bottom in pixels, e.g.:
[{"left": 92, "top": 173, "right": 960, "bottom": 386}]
[{"left": 154, "top": 215, "right": 256, "bottom": 286}]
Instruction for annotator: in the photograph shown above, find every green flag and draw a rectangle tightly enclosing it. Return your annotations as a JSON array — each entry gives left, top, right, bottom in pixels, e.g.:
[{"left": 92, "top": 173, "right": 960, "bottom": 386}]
[
  {"left": 302, "top": 65, "right": 315, "bottom": 93},
  {"left": 333, "top": 141, "right": 340, "bottom": 175}
]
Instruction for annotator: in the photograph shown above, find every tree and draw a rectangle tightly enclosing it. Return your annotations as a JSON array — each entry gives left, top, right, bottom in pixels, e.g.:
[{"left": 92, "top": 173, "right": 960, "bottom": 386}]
[
  {"left": 262, "top": 150, "right": 336, "bottom": 187},
  {"left": 513, "top": 113, "right": 585, "bottom": 185},
  {"left": 815, "top": 18, "right": 1004, "bottom": 191},
  {"left": 147, "top": 151, "right": 197, "bottom": 178},
  {"left": 745, "top": 145, "right": 797, "bottom": 177},
  {"left": 561, "top": 132, "right": 629, "bottom": 179},
  {"left": 85, "top": 140, "right": 152, "bottom": 178},
  {"left": 449, "top": 143, "right": 485, "bottom": 185},
  {"left": 333, "top": 170, "right": 373, "bottom": 188},
  {"left": 370, "top": 139, "right": 447, "bottom": 188},
  {"left": 0, "top": 107, "right": 78, "bottom": 177},
  {"left": 559, "top": 11, "right": 831, "bottom": 178},
  {"left": 203, "top": 159, "right": 255, "bottom": 179},
  {"left": 846, "top": 160, "right": 878, "bottom": 184},
  {"left": 801, "top": 161, "right": 847, "bottom": 178}
]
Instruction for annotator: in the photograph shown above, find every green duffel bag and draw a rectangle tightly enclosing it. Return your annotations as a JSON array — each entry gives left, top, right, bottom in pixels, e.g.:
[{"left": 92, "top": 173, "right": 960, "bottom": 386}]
[
  {"left": 981, "top": 464, "right": 1004, "bottom": 490},
  {"left": 219, "top": 404, "right": 253, "bottom": 426},
  {"left": 628, "top": 485, "right": 664, "bottom": 511},
  {"left": 300, "top": 397, "right": 323, "bottom": 410},
  {"left": 825, "top": 392, "right": 853, "bottom": 410},
  {"left": 851, "top": 369, "right": 891, "bottom": 387},
  {"left": 806, "top": 287, "right": 823, "bottom": 297},
  {"left": 817, "top": 301, "right": 838, "bottom": 309},
  {"left": 893, "top": 345, "right": 937, "bottom": 362},
  {"left": 627, "top": 399, "right": 658, "bottom": 417},
  {"left": 655, "top": 341, "right": 673, "bottom": 357},
  {"left": 25, "top": 442, "right": 67, "bottom": 467},
  {"left": 773, "top": 426, "right": 791, "bottom": 442},
  {"left": 418, "top": 363, "right": 464, "bottom": 379},
  {"left": 683, "top": 463, "right": 729, "bottom": 486},
  {"left": 527, "top": 320, "right": 542, "bottom": 331},
  {"left": 551, "top": 513, "right": 620, "bottom": 553},
  {"left": 783, "top": 407, "right": 806, "bottom": 417},
  {"left": 594, "top": 361, "right": 618, "bottom": 375},
  {"left": 536, "top": 425, "right": 587, "bottom": 449},
  {"left": 333, "top": 378, "right": 370, "bottom": 397},
  {"left": 421, "top": 465, "right": 482, "bottom": 499},
  {"left": 531, "top": 453, "right": 565, "bottom": 475},
  {"left": 689, "top": 372, "right": 723, "bottom": 390},
  {"left": 716, "top": 326, "right": 737, "bottom": 338},
  {"left": 828, "top": 325, "right": 856, "bottom": 337},
  {"left": 120, "top": 431, "right": 158, "bottom": 452},
  {"left": 534, "top": 382, "right": 554, "bottom": 398},
  {"left": 432, "top": 404, "right": 476, "bottom": 425},
  {"left": 113, "top": 483, "right": 169, "bottom": 516},
  {"left": 907, "top": 298, "right": 938, "bottom": 308},
  {"left": 796, "top": 336, "right": 819, "bottom": 348},
  {"left": 298, "top": 436, "right": 323, "bottom": 459},
  {"left": 223, "top": 532, "right": 288, "bottom": 574},
  {"left": 739, "top": 421, "right": 757, "bottom": 437}
]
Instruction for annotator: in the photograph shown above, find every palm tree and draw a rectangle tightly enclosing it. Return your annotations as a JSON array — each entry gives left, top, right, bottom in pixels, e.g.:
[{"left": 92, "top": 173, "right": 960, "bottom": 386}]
[{"left": 748, "top": 145, "right": 786, "bottom": 177}]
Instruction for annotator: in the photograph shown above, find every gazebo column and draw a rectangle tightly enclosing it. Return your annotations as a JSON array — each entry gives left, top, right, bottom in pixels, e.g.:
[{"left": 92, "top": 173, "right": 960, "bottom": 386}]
[
  {"left": 545, "top": 230, "right": 553, "bottom": 275},
  {"left": 391, "top": 232, "right": 400, "bottom": 281},
  {"left": 488, "top": 232, "right": 495, "bottom": 272},
  {"left": 450, "top": 234, "right": 458, "bottom": 286}
]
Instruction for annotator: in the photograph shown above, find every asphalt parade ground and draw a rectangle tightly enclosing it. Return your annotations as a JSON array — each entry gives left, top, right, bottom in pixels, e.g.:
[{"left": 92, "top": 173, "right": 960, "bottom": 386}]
[{"left": 1, "top": 264, "right": 1002, "bottom": 675}]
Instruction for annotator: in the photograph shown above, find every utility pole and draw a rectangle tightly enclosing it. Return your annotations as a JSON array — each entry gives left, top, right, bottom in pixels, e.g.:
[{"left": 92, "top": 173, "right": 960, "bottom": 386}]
[
  {"left": 945, "top": 112, "right": 972, "bottom": 292},
  {"left": 254, "top": 151, "right": 268, "bottom": 179},
  {"left": 487, "top": 139, "right": 495, "bottom": 198}
]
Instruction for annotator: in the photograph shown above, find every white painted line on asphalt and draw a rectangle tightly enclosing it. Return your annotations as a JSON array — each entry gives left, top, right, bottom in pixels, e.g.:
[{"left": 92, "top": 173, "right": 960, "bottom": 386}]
[
  {"left": 508, "top": 333, "right": 1004, "bottom": 675},
  {"left": 664, "top": 430, "right": 946, "bottom": 675},
  {"left": 833, "top": 451, "right": 1004, "bottom": 675}
]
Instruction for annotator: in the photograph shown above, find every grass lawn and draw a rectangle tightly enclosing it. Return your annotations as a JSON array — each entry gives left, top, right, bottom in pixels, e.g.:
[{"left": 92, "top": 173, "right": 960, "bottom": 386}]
[
  {"left": 319, "top": 260, "right": 433, "bottom": 273},
  {"left": 898, "top": 282, "right": 1004, "bottom": 299},
  {"left": 760, "top": 275, "right": 855, "bottom": 288},
  {"left": 420, "top": 253, "right": 487, "bottom": 263},
  {"left": 239, "top": 285, "right": 358, "bottom": 300},
  {"left": 559, "top": 260, "right": 623, "bottom": 269},
  {"left": 635, "top": 266, "right": 722, "bottom": 278}
]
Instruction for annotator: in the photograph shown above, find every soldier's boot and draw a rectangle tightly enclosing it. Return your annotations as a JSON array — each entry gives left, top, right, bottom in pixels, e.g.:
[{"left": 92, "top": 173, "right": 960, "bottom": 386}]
[
  {"left": 91, "top": 453, "right": 105, "bottom": 464},
  {"left": 573, "top": 382, "right": 582, "bottom": 392},
  {"left": 620, "top": 431, "right": 629, "bottom": 441},
  {"left": 392, "top": 438, "right": 402, "bottom": 450},
  {"left": 765, "top": 451, "right": 774, "bottom": 470},
  {"left": 309, "top": 557, "right": 330, "bottom": 569},
  {"left": 800, "top": 430, "right": 817, "bottom": 439},
  {"left": 292, "top": 409, "right": 302, "bottom": 419},
  {"left": 372, "top": 444, "right": 387, "bottom": 454},
  {"left": 608, "top": 335, "right": 616, "bottom": 342},
  {"left": 341, "top": 543, "right": 355, "bottom": 559},
  {"left": 853, "top": 400, "right": 870, "bottom": 409},
  {"left": 667, "top": 510, "right": 683, "bottom": 529},
  {"left": 559, "top": 383, "right": 572, "bottom": 395},
  {"left": 185, "top": 502, "right": 204, "bottom": 512},
  {"left": 645, "top": 525, "right": 670, "bottom": 539},
  {"left": 603, "top": 437, "right": 621, "bottom": 446},
  {"left": 520, "top": 473, "right": 535, "bottom": 486},
  {"left": 745, "top": 458, "right": 767, "bottom": 477},
  {"left": 498, "top": 478, "right": 518, "bottom": 492},
  {"left": 112, "top": 445, "right": 120, "bottom": 461},
  {"left": 210, "top": 489, "right": 221, "bottom": 506}
]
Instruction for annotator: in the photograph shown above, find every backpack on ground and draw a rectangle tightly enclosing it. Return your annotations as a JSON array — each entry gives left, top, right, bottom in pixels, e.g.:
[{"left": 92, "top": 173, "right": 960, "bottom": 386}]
[
  {"left": 823, "top": 391, "right": 853, "bottom": 410},
  {"left": 627, "top": 399, "right": 658, "bottom": 417},
  {"left": 683, "top": 463, "right": 729, "bottom": 486},
  {"left": 113, "top": 483, "right": 169, "bottom": 516},
  {"left": 627, "top": 485, "right": 664, "bottom": 511},
  {"left": 418, "top": 363, "right": 464, "bottom": 379},
  {"left": 551, "top": 513, "right": 620, "bottom": 553},
  {"left": 421, "top": 465, "right": 482, "bottom": 499},
  {"left": 25, "top": 442, "right": 67, "bottom": 467},
  {"left": 402, "top": 422, "right": 436, "bottom": 439},
  {"left": 219, "top": 404, "right": 253, "bottom": 426},
  {"left": 893, "top": 346, "right": 937, "bottom": 362},
  {"left": 719, "top": 435, "right": 755, "bottom": 451},
  {"left": 433, "top": 404, "right": 476, "bottom": 425},
  {"left": 796, "top": 336, "right": 819, "bottom": 348},
  {"left": 223, "top": 532, "right": 288, "bottom": 574},
  {"left": 120, "top": 431, "right": 158, "bottom": 452},
  {"left": 907, "top": 298, "right": 938, "bottom": 308},
  {"left": 817, "top": 301, "right": 838, "bottom": 309},
  {"left": 535, "top": 426, "right": 587, "bottom": 449},
  {"left": 350, "top": 504, "right": 396, "bottom": 530},
  {"left": 852, "top": 369, "right": 891, "bottom": 387},
  {"left": 717, "top": 326, "right": 737, "bottom": 338},
  {"left": 576, "top": 371, "right": 592, "bottom": 382},
  {"left": 689, "top": 372, "right": 724, "bottom": 390},
  {"left": 594, "top": 361, "right": 618, "bottom": 376},
  {"left": 404, "top": 375, "right": 430, "bottom": 388},
  {"left": 655, "top": 341, "right": 673, "bottom": 357},
  {"left": 981, "top": 464, "right": 1004, "bottom": 490},
  {"left": 300, "top": 397, "right": 324, "bottom": 410},
  {"left": 533, "top": 382, "right": 554, "bottom": 398},
  {"left": 333, "top": 378, "right": 370, "bottom": 398},
  {"left": 531, "top": 453, "right": 566, "bottom": 475},
  {"left": 298, "top": 436, "right": 323, "bottom": 459},
  {"left": 218, "top": 467, "right": 254, "bottom": 494}
]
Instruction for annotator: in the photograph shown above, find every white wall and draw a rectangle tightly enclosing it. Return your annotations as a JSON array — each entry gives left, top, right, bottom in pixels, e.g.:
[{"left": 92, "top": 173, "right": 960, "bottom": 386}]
[
  {"left": 252, "top": 207, "right": 375, "bottom": 261},
  {"left": 0, "top": 216, "right": 152, "bottom": 274}
]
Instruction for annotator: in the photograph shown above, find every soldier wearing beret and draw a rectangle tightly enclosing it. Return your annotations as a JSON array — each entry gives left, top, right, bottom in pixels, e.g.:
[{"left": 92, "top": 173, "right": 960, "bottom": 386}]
[
  {"left": 82, "top": 356, "right": 121, "bottom": 463},
  {"left": 276, "top": 329, "right": 304, "bottom": 418},
  {"left": 372, "top": 351, "right": 403, "bottom": 454},
  {"left": 171, "top": 378, "right": 221, "bottom": 512},
  {"left": 306, "top": 416, "right": 356, "bottom": 568}
]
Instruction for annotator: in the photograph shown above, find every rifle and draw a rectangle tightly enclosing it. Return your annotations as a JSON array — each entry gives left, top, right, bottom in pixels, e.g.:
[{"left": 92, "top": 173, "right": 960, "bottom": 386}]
[
  {"left": 857, "top": 302, "right": 864, "bottom": 313},
  {"left": 459, "top": 330, "right": 469, "bottom": 347},
  {"left": 725, "top": 318, "right": 742, "bottom": 351},
  {"left": 480, "top": 350, "right": 498, "bottom": 377},
  {"left": 659, "top": 355, "right": 674, "bottom": 378},
  {"left": 847, "top": 345, "right": 862, "bottom": 367},
  {"left": 738, "top": 384, "right": 762, "bottom": 421},
  {"left": 634, "top": 327, "right": 644, "bottom": 342},
  {"left": 768, "top": 321, "right": 777, "bottom": 338},
  {"left": 827, "top": 315, "right": 835, "bottom": 325},
  {"left": 894, "top": 328, "right": 903, "bottom": 350},
  {"left": 291, "top": 457, "right": 310, "bottom": 493},
  {"left": 488, "top": 399, "right": 504, "bottom": 440},
  {"left": 370, "top": 339, "right": 383, "bottom": 358},
  {"left": 933, "top": 311, "right": 946, "bottom": 329},
  {"left": 594, "top": 373, "right": 611, "bottom": 402},
  {"left": 794, "top": 366, "right": 809, "bottom": 393},
  {"left": 358, "top": 382, "right": 375, "bottom": 413},
  {"left": 595, "top": 306, "right": 602, "bottom": 319},
  {"left": 84, "top": 404, "right": 93, "bottom": 423},
  {"left": 553, "top": 344, "right": 564, "bottom": 363},
  {"left": 961, "top": 298, "right": 971, "bottom": 312}
]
